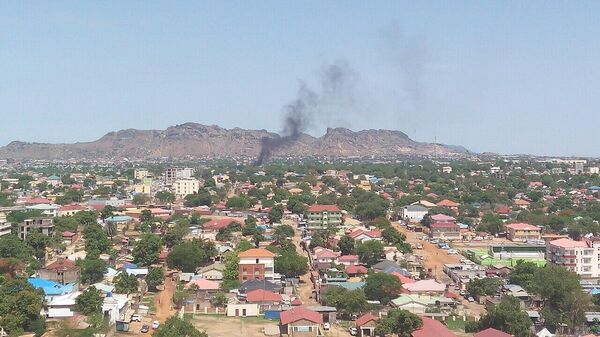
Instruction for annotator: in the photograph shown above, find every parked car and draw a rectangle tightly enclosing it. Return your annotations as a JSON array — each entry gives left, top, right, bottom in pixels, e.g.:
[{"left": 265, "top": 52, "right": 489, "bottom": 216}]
[
  {"left": 447, "top": 249, "right": 458, "bottom": 254},
  {"left": 348, "top": 327, "right": 358, "bottom": 335},
  {"left": 323, "top": 323, "right": 331, "bottom": 330},
  {"left": 152, "top": 321, "right": 160, "bottom": 329},
  {"left": 140, "top": 325, "right": 150, "bottom": 333},
  {"left": 468, "top": 297, "right": 475, "bottom": 302},
  {"left": 131, "top": 314, "right": 142, "bottom": 322}
]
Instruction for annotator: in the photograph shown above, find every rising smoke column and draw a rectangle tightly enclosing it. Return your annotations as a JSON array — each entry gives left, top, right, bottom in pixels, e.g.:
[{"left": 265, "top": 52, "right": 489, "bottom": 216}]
[{"left": 255, "top": 61, "right": 359, "bottom": 165}]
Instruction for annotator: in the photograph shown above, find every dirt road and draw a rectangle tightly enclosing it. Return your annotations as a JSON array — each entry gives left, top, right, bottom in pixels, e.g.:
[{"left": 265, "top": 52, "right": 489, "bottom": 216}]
[
  {"left": 286, "top": 219, "right": 319, "bottom": 306},
  {"left": 155, "top": 275, "right": 176, "bottom": 322}
]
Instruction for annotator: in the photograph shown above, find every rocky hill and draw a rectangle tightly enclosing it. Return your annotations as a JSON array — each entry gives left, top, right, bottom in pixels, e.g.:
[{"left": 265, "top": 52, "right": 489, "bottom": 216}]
[{"left": 0, "top": 123, "right": 471, "bottom": 161}]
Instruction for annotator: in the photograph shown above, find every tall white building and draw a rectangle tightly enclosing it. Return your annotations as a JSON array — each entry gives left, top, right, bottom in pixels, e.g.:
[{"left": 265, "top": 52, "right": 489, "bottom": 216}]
[
  {"left": 172, "top": 178, "right": 200, "bottom": 198},
  {"left": 0, "top": 212, "right": 11, "bottom": 238},
  {"left": 546, "top": 238, "right": 600, "bottom": 278}
]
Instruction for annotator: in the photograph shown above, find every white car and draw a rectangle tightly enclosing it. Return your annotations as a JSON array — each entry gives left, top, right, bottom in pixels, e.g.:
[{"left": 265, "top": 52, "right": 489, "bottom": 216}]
[
  {"left": 130, "top": 314, "right": 142, "bottom": 322},
  {"left": 152, "top": 321, "right": 160, "bottom": 329},
  {"left": 348, "top": 327, "right": 358, "bottom": 335},
  {"left": 323, "top": 323, "right": 330, "bottom": 330}
]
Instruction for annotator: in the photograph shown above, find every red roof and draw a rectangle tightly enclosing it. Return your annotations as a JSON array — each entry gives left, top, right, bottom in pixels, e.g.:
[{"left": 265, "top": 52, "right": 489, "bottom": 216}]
[
  {"left": 348, "top": 229, "right": 382, "bottom": 239},
  {"left": 238, "top": 248, "right": 276, "bottom": 258},
  {"left": 337, "top": 255, "right": 359, "bottom": 262},
  {"left": 246, "top": 289, "right": 283, "bottom": 303},
  {"left": 412, "top": 317, "right": 456, "bottom": 337},
  {"left": 315, "top": 249, "right": 338, "bottom": 259},
  {"left": 346, "top": 265, "right": 368, "bottom": 274},
  {"left": 307, "top": 205, "right": 340, "bottom": 213},
  {"left": 280, "top": 307, "right": 322, "bottom": 325},
  {"left": 355, "top": 313, "right": 378, "bottom": 327},
  {"left": 59, "top": 204, "right": 84, "bottom": 211},
  {"left": 390, "top": 272, "right": 415, "bottom": 284},
  {"left": 473, "top": 328, "right": 513, "bottom": 337},
  {"left": 505, "top": 223, "right": 540, "bottom": 231},
  {"left": 496, "top": 206, "right": 512, "bottom": 214},
  {"left": 291, "top": 298, "right": 302, "bottom": 306},
  {"left": 61, "top": 231, "right": 76, "bottom": 237},
  {"left": 437, "top": 199, "right": 460, "bottom": 207},
  {"left": 430, "top": 214, "right": 456, "bottom": 222},
  {"left": 45, "top": 259, "right": 79, "bottom": 271},
  {"left": 203, "top": 218, "right": 241, "bottom": 230}
]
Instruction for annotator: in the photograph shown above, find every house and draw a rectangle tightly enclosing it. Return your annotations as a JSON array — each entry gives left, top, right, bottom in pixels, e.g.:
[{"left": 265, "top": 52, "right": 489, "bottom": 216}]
[
  {"left": 429, "top": 222, "right": 461, "bottom": 240},
  {"left": 58, "top": 204, "right": 85, "bottom": 217},
  {"left": 306, "top": 205, "right": 342, "bottom": 230},
  {"left": 400, "top": 205, "right": 429, "bottom": 222},
  {"left": 279, "top": 307, "right": 323, "bottom": 337},
  {"left": 197, "top": 263, "right": 225, "bottom": 280},
  {"left": 474, "top": 328, "right": 513, "bottom": 337},
  {"left": 504, "top": 223, "right": 541, "bottom": 242},
  {"left": 38, "top": 258, "right": 80, "bottom": 285},
  {"left": 172, "top": 178, "right": 201, "bottom": 198},
  {"left": 355, "top": 313, "right": 378, "bottom": 337},
  {"left": 336, "top": 255, "right": 359, "bottom": 266},
  {"left": 412, "top": 317, "right": 456, "bottom": 337},
  {"left": 513, "top": 199, "right": 530, "bottom": 209},
  {"left": 348, "top": 229, "right": 382, "bottom": 242},
  {"left": 28, "top": 277, "right": 77, "bottom": 302},
  {"left": 102, "top": 293, "right": 130, "bottom": 325},
  {"left": 238, "top": 248, "right": 277, "bottom": 282},
  {"left": 402, "top": 279, "right": 446, "bottom": 295},
  {"left": 184, "top": 278, "right": 220, "bottom": 291},
  {"left": 390, "top": 294, "right": 455, "bottom": 314},
  {"left": 246, "top": 289, "right": 283, "bottom": 309},
  {"left": 203, "top": 218, "right": 242, "bottom": 232},
  {"left": 18, "top": 217, "right": 54, "bottom": 240},
  {"left": 0, "top": 212, "right": 11, "bottom": 238},
  {"left": 430, "top": 214, "right": 456, "bottom": 223},
  {"left": 61, "top": 231, "right": 78, "bottom": 244},
  {"left": 240, "top": 279, "right": 281, "bottom": 294},
  {"left": 26, "top": 203, "right": 59, "bottom": 217},
  {"left": 345, "top": 265, "right": 368, "bottom": 277},
  {"left": 436, "top": 199, "right": 460, "bottom": 212},
  {"left": 227, "top": 303, "right": 260, "bottom": 317},
  {"left": 312, "top": 248, "right": 339, "bottom": 269},
  {"left": 45, "top": 291, "right": 81, "bottom": 318}
]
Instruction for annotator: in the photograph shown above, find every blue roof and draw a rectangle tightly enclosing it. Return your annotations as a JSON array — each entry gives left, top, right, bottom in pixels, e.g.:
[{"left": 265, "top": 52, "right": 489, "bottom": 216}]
[
  {"left": 105, "top": 216, "right": 133, "bottom": 222},
  {"left": 123, "top": 262, "right": 138, "bottom": 269},
  {"left": 589, "top": 186, "right": 600, "bottom": 191},
  {"left": 591, "top": 288, "right": 600, "bottom": 295},
  {"left": 336, "top": 282, "right": 365, "bottom": 290},
  {"left": 28, "top": 278, "right": 76, "bottom": 296}
]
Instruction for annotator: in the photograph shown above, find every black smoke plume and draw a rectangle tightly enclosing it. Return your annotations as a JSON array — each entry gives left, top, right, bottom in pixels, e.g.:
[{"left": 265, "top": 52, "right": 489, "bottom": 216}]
[{"left": 255, "top": 61, "right": 357, "bottom": 165}]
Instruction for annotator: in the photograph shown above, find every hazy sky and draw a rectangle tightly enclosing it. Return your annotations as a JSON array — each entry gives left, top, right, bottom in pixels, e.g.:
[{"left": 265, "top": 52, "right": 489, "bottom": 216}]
[{"left": 2, "top": 1, "right": 600, "bottom": 156}]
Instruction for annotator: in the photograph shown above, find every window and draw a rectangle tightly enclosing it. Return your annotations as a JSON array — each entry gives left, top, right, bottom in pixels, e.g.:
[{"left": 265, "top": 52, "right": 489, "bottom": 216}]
[{"left": 256, "top": 259, "right": 259, "bottom": 264}]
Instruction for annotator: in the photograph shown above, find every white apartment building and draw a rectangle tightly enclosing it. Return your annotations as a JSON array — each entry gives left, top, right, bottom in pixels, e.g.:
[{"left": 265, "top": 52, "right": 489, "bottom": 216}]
[
  {"left": 172, "top": 178, "right": 200, "bottom": 198},
  {"left": 546, "top": 238, "right": 600, "bottom": 278},
  {"left": 0, "top": 212, "right": 12, "bottom": 237},
  {"left": 134, "top": 169, "right": 149, "bottom": 180}
]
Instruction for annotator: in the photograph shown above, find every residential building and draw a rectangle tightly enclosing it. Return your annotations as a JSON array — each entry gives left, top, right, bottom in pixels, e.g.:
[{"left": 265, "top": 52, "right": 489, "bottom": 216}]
[
  {"left": 18, "top": 217, "right": 54, "bottom": 240},
  {"left": 0, "top": 212, "right": 11, "bottom": 237},
  {"left": 38, "top": 258, "right": 80, "bottom": 285},
  {"left": 26, "top": 203, "right": 59, "bottom": 217},
  {"left": 238, "top": 248, "right": 276, "bottom": 282},
  {"left": 134, "top": 169, "right": 149, "bottom": 180},
  {"left": 58, "top": 204, "right": 85, "bottom": 217},
  {"left": 546, "top": 238, "right": 600, "bottom": 278},
  {"left": 436, "top": 199, "right": 460, "bottom": 212},
  {"left": 172, "top": 178, "right": 201, "bottom": 198},
  {"left": 400, "top": 204, "right": 428, "bottom": 222},
  {"left": 402, "top": 279, "right": 446, "bottom": 295},
  {"left": 390, "top": 294, "right": 455, "bottom": 314},
  {"left": 474, "top": 328, "right": 513, "bottom": 337},
  {"left": 279, "top": 307, "right": 323, "bottom": 337},
  {"left": 505, "top": 223, "right": 541, "bottom": 242},
  {"left": 164, "top": 167, "right": 195, "bottom": 186},
  {"left": 246, "top": 289, "right": 283, "bottom": 310},
  {"left": 412, "top": 317, "right": 456, "bottom": 337},
  {"left": 355, "top": 313, "right": 378, "bottom": 337},
  {"left": 102, "top": 293, "right": 130, "bottom": 325},
  {"left": 197, "top": 263, "right": 225, "bottom": 280},
  {"left": 227, "top": 303, "right": 260, "bottom": 317},
  {"left": 429, "top": 222, "right": 461, "bottom": 240},
  {"left": 306, "top": 205, "right": 342, "bottom": 230}
]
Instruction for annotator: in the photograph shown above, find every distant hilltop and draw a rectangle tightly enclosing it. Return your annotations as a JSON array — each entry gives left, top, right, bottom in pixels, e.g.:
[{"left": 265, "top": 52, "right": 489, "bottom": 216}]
[{"left": 0, "top": 123, "right": 472, "bottom": 161}]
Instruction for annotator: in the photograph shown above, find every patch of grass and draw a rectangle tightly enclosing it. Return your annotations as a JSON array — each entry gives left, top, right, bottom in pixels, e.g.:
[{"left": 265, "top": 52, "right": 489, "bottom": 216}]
[
  {"left": 141, "top": 294, "right": 157, "bottom": 313},
  {"left": 444, "top": 318, "right": 467, "bottom": 331}
]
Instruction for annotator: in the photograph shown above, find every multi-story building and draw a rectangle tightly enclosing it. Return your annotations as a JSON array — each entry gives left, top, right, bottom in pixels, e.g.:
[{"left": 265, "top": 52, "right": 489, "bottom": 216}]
[
  {"left": 429, "top": 222, "right": 461, "bottom": 240},
  {"left": 134, "top": 168, "right": 149, "bottom": 181},
  {"left": 238, "top": 248, "right": 276, "bottom": 282},
  {"left": 164, "top": 167, "right": 195, "bottom": 186},
  {"left": 172, "top": 178, "right": 201, "bottom": 198},
  {"left": 38, "top": 258, "right": 80, "bottom": 285},
  {"left": 505, "top": 223, "right": 541, "bottom": 242},
  {"left": 306, "top": 205, "right": 342, "bottom": 230},
  {"left": 18, "top": 217, "right": 54, "bottom": 240},
  {"left": 546, "top": 238, "right": 600, "bottom": 278},
  {"left": 400, "top": 204, "right": 429, "bottom": 222},
  {"left": 0, "top": 212, "right": 12, "bottom": 237}
]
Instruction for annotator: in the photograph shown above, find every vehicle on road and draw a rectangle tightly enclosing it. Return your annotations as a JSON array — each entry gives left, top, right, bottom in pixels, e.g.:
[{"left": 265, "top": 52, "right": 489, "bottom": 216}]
[
  {"left": 415, "top": 243, "right": 423, "bottom": 249},
  {"left": 349, "top": 327, "right": 358, "bottom": 335},
  {"left": 447, "top": 249, "right": 458, "bottom": 254},
  {"left": 152, "top": 321, "right": 160, "bottom": 329},
  {"left": 131, "top": 314, "right": 142, "bottom": 322},
  {"left": 141, "top": 325, "right": 150, "bottom": 333},
  {"left": 323, "top": 323, "right": 330, "bottom": 330},
  {"left": 468, "top": 296, "right": 475, "bottom": 302}
]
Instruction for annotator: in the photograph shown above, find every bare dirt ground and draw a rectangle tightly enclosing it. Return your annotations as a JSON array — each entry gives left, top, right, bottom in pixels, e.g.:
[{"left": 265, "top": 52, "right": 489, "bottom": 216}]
[{"left": 190, "top": 315, "right": 277, "bottom": 337}]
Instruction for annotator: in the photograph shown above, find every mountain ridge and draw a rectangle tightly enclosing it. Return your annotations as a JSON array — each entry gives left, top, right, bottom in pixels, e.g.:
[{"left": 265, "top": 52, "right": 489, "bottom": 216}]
[{"left": 0, "top": 123, "right": 471, "bottom": 160}]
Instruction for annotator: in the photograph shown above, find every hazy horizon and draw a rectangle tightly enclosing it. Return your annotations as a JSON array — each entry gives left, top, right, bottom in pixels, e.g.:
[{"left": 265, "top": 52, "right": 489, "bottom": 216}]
[{"left": 2, "top": 2, "right": 600, "bottom": 157}]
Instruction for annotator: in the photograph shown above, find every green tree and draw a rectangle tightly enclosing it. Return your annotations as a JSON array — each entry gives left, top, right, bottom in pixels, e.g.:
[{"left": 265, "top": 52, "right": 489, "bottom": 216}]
[
  {"left": 152, "top": 316, "right": 207, "bottom": 337},
  {"left": 0, "top": 234, "right": 33, "bottom": 259},
  {"left": 473, "top": 296, "right": 532, "bottom": 337},
  {"left": 80, "top": 257, "right": 107, "bottom": 284},
  {"left": 100, "top": 205, "right": 116, "bottom": 220},
  {"left": 375, "top": 308, "right": 422, "bottom": 337},
  {"left": 132, "top": 193, "right": 150, "bottom": 205},
  {"left": 114, "top": 272, "right": 139, "bottom": 294},
  {"left": 26, "top": 230, "right": 51, "bottom": 260},
  {"left": 321, "top": 287, "right": 369, "bottom": 319},
  {"left": 509, "top": 260, "right": 539, "bottom": 290},
  {"left": 338, "top": 235, "right": 355, "bottom": 255},
  {"left": 356, "top": 240, "right": 385, "bottom": 266},
  {"left": 183, "top": 189, "right": 213, "bottom": 207},
  {"left": 145, "top": 267, "right": 165, "bottom": 291},
  {"left": 268, "top": 204, "right": 284, "bottom": 223},
  {"left": 155, "top": 191, "right": 176, "bottom": 204},
  {"left": 226, "top": 196, "right": 250, "bottom": 210},
  {"left": 275, "top": 251, "right": 308, "bottom": 278},
  {"left": 211, "top": 291, "right": 228, "bottom": 307},
  {"left": 221, "top": 252, "right": 241, "bottom": 291},
  {"left": 467, "top": 278, "right": 503, "bottom": 297},
  {"left": 167, "top": 239, "right": 216, "bottom": 272},
  {"left": 132, "top": 233, "right": 162, "bottom": 266},
  {"left": 76, "top": 286, "right": 103, "bottom": 315},
  {"left": 0, "top": 276, "right": 46, "bottom": 335},
  {"left": 273, "top": 224, "right": 295, "bottom": 242},
  {"left": 364, "top": 272, "right": 403, "bottom": 304},
  {"left": 382, "top": 227, "right": 406, "bottom": 245},
  {"left": 84, "top": 224, "right": 111, "bottom": 257}
]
